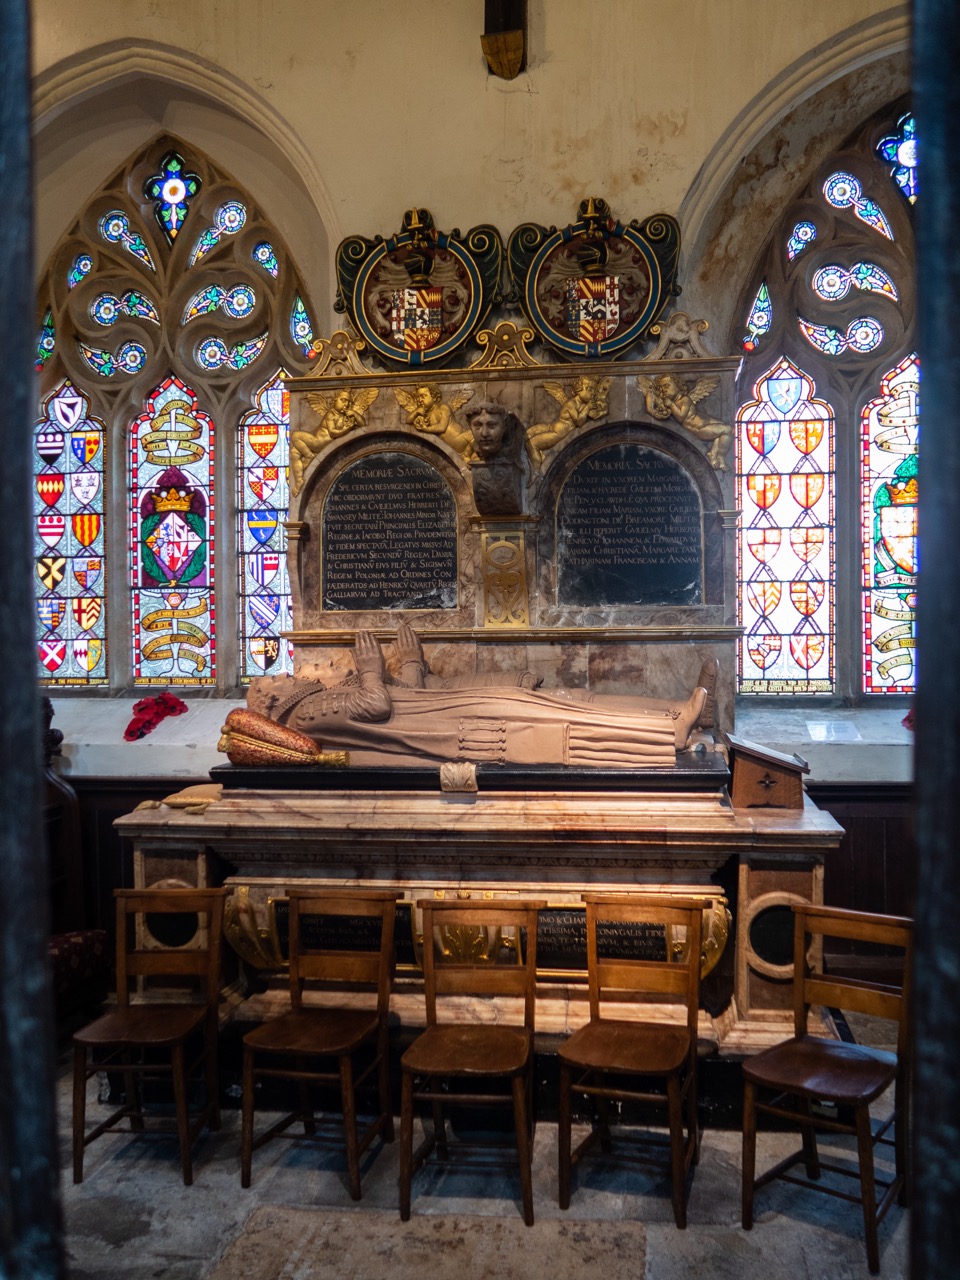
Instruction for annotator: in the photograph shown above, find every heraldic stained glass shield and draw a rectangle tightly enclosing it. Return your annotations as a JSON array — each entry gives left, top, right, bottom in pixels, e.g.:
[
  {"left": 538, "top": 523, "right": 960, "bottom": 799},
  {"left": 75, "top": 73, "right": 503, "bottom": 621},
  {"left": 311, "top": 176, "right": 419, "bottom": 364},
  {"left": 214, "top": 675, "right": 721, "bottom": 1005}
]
[
  {"left": 861, "top": 354, "right": 918, "bottom": 694},
  {"left": 239, "top": 372, "right": 293, "bottom": 680},
  {"left": 34, "top": 382, "right": 107, "bottom": 685},
  {"left": 130, "top": 376, "right": 216, "bottom": 685},
  {"left": 736, "top": 358, "right": 836, "bottom": 693},
  {"left": 34, "top": 136, "right": 321, "bottom": 688}
]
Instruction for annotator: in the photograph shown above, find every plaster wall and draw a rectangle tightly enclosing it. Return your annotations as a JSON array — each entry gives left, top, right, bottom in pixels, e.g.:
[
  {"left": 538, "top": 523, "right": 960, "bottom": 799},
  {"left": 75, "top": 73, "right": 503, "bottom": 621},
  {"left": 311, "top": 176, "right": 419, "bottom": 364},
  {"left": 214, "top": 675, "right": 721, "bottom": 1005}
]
[{"left": 32, "top": 1, "right": 909, "bottom": 347}]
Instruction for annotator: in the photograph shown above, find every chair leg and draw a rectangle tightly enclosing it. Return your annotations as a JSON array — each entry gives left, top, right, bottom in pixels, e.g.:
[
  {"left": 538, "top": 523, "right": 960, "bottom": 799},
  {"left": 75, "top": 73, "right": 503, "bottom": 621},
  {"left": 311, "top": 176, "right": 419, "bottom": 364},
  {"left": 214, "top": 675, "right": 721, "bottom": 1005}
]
[
  {"left": 171, "top": 1043, "right": 193, "bottom": 1186},
  {"left": 205, "top": 1022, "right": 221, "bottom": 1132},
  {"left": 894, "top": 1089, "right": 910, "bottom": 1207},
  {"left": 240, "top": 1044, "right": 255, "bottom": 1189},
  {"left": 686, "top": 1067, "right": 700, "bottom": 1166},
  {"left": 122, "top": 1051, "right": 144, "bottom": 1131},
  {"left": 399, "top": 1070, "right": 414, "bottom": 1221},
  {"left": 340, "top": 1053, "right": 362, "bottom": 1201},
  {"left": 595, "top": 1071, "right": 613, "bottom": 1152},
  {"left": 73, "top": 1042, "right": 88, "bottom": 1184},
  {"left": 297, "top": 1056, "right": 316, "bottom": 1136},
  {"left": 558, "top": 1060, "right": 572, "bottom": 1211},
  {"left": 431, "top": 1080, "right": 448, "bottom": 1160},
  {"left": 667, "top": 1072, "right": 687, "bottom": 1229},
  {"left": 855, "top": 1105, "right": 881, "bottom": 1275},
  {"left": 378, "top": 1029, "right": 395, "bottom": 1143},
  {"left": 798, "top": 1095, "right": 821, "bottom": 1180},
  {"left": 741, "top": 1080, "right": 757, "bottom": 1230},
  {"left": 512, "top": 1072, "right": 535, "bottom": 1227}
]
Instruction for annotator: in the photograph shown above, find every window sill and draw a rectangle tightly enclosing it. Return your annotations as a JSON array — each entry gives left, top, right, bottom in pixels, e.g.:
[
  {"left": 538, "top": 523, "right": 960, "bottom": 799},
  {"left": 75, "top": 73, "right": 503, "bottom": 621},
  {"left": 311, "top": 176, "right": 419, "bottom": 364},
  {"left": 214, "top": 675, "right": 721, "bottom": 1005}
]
[{"left": 47, "top": 698, "right": 913, "bottom": 785}]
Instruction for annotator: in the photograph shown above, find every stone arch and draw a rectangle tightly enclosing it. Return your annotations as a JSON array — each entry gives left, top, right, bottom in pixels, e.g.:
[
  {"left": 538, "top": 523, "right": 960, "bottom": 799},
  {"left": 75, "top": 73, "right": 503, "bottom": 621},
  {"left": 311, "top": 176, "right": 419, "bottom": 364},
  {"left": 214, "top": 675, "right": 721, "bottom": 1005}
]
[
  {"left": 679, "top": 11, "right": 910, "bottom": 349},
  {"left": 33, "top": 39, "right": 339, "bottom": 331}
]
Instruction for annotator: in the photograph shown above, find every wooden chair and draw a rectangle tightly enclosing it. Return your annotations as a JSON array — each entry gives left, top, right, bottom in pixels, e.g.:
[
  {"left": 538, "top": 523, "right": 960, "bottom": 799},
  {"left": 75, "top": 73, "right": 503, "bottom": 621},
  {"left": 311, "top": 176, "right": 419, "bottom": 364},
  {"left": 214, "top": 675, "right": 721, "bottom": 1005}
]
[
  {"left": 741, "top": 904, "right": 913, "bottom": 1275},
  {"left": 72, "top": 887, "right": 227, "bottom": 1185},
  {"left": 558, "top": 893, "right": 709, "bottom": 1228},
  {"left": 241, "top": 888, "right": 400, "bottom": 1200},
  {"left": 399, "top": 898, "right": 546, "bottom": 1225}
]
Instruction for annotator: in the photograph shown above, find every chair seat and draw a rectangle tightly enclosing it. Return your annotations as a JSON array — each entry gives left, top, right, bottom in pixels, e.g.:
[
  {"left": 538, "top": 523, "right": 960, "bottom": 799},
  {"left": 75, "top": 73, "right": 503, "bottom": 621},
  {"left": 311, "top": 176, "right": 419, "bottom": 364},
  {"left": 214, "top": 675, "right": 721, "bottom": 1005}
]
[
  {"left": 402, "top": 1024, "right": 531, "bottom": 1076},
  {"left": 559, "top": 1018, "right": 690, "bottom": 1075},
  {"left": 243, "top": 1007, "right": 380, "bottom": 1056},
  {"left": 74, "top": 1003, "right": 208, "bottom": 1050},
  {"left": 742, "top": 1034, "right": 898, "bottom": 1106}
]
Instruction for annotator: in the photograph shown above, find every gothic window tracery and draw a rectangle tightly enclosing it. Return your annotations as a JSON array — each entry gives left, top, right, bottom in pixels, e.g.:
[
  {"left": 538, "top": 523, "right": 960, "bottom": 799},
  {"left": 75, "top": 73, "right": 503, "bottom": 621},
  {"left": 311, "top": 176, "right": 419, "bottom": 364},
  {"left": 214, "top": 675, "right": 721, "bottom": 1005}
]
[
  {"left": 736, "top": 106, "right": 917, "bottom": 698},
  {"left": 33, "top": 138, "right": 317, "bottom": 688}
]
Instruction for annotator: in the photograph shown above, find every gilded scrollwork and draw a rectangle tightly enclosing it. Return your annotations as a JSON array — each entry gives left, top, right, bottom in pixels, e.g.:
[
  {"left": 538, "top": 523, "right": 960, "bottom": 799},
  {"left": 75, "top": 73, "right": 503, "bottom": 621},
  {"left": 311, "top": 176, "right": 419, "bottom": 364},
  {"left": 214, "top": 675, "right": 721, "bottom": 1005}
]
[
  {"left": 223, "top": 886, "right": 284, "bottom": 969},
  {"left": 636, "top": 372, "right": 733, "bottom": 471},
  {"left": 290, "top": 386, "right": 379, "bottom": 494},
  {"left": 525, "top": 375, "right": 611, "bottom": 468},
  {"left": 394, "top": 383, "right": 475, "bottom": 457}
]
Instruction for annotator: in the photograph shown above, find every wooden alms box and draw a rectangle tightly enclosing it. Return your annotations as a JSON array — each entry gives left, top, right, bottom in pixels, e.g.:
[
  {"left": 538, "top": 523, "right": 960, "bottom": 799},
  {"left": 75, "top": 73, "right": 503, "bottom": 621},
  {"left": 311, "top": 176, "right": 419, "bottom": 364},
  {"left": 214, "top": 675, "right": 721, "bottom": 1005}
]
[{"left": 724, "top": 733, "right": 810, "bottom": 809}]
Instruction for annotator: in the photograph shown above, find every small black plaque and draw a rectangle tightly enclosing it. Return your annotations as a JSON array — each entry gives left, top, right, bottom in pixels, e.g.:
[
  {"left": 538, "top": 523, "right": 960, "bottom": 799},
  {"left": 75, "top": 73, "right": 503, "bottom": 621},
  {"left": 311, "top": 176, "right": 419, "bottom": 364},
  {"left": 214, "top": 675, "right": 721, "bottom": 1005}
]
[
  {"left": 557, "top": 444, "right": 702, "bottom": 606},
  {"left": 536, "top": 909, "right": 667, "bottom": 972},
  {"left": 273, "top": 901, "right": 417, "bottom": 969},
  {"left": 322, "top": 453, "right": 458, "bottom": 610}
]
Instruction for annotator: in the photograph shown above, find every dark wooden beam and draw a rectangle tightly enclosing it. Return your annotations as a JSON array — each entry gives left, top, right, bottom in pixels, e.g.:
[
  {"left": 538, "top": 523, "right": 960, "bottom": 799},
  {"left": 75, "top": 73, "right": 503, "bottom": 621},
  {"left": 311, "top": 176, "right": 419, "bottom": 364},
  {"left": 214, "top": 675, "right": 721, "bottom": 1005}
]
[
  {"left": 913, "top": 3, "right": 960, "bottom": 1275},
  {"left": 0, "top": 0, "right": 67, "bottom": 1274}
]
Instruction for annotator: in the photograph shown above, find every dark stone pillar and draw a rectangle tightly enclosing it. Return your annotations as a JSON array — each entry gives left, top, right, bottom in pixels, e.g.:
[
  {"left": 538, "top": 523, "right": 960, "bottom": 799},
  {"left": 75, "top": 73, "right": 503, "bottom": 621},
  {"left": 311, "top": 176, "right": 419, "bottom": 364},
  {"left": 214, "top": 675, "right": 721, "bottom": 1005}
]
[
  {"left": 0, "top": 1, "right": 67, "bottom": 1275},
  {"left": 913, "top": 3, "right": 960, "bottom": 1276}
]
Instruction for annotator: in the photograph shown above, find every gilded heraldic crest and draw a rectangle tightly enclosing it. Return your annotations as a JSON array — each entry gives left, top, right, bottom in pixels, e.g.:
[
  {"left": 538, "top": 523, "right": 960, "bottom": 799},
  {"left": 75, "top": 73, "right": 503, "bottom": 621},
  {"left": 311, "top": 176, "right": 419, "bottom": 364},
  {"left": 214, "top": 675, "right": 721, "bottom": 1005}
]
[
  {"left": 508, "top": 197, "right": 681, "bottom": 360},
  {"left": 335, "top": 209, "right": 503, "bottom": 368}
]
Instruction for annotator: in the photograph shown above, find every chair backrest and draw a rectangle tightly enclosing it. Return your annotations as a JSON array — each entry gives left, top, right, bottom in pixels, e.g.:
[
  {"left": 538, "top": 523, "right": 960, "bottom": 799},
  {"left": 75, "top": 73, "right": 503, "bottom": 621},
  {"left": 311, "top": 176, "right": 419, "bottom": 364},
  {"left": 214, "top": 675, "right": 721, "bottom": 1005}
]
[
  {"left": 114, "top": 887, "right": 227, "bottom": 1008},
  {"left": 418, "top": 898, "right": 546, "bottom": 1030},
  {"left": 582, "top": 893, "right": 710, "bottom": 1042},
  {"left": 286, "top": 888, "right": 402, "bottom": 1015},
  {"left": 791, "top": 904, "right": 913, "bottom": 1058}
]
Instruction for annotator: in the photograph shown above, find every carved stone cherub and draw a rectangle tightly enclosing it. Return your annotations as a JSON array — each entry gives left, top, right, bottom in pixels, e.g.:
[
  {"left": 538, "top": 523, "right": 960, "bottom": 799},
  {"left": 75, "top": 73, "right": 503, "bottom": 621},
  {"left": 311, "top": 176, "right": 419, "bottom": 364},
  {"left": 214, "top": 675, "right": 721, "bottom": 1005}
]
[
  {"left": 394, "top": 384, "right": 475, "bottom": 457},
  {"left": 290, "top": 386, "right": 379, "bottom": 494},
  {"left": 636, "top": 373, "right": 733, "bottom": 471},
  {"left": 525, "top": 375, "right": 611, "bottom": 468}
]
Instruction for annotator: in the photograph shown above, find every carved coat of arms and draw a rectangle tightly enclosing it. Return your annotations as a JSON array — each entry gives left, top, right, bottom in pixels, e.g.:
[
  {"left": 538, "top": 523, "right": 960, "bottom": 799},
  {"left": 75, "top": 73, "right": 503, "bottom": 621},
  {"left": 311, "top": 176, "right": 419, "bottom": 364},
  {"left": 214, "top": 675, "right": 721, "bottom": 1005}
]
[{"left": 508, "top": 197, "right": 680, "bottom": 359}]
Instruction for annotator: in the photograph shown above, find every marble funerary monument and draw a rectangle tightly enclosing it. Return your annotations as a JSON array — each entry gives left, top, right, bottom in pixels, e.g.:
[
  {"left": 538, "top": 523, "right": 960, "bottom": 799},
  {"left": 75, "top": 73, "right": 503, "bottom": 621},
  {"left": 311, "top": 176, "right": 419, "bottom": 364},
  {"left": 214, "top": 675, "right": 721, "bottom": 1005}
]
[{"left": 118, "top": 201, "right": 842, "bottom": 1051}]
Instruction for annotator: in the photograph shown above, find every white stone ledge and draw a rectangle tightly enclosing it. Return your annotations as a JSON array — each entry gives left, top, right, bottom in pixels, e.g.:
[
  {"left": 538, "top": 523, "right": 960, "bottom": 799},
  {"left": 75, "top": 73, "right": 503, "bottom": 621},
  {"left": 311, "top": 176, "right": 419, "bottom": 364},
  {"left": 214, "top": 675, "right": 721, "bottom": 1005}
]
[{"left": 47, "top": 697, "right": 913, "bottom": 785}]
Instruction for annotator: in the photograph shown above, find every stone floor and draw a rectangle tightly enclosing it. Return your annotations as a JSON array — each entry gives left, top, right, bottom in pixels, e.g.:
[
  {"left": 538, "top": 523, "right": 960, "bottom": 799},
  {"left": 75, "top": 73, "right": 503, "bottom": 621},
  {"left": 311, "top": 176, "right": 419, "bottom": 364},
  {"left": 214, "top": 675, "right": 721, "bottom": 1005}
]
[{"left": 59, "top": 1044, "right": 908, "bottom": 1280}]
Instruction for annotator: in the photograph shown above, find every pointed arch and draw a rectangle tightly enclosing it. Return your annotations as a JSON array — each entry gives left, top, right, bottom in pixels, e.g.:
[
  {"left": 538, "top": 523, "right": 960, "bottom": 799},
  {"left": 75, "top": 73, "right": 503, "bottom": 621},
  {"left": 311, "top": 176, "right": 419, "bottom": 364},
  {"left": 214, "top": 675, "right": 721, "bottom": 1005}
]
[{"left": 33, "top": 135, "right": 317, "bottom": 688}]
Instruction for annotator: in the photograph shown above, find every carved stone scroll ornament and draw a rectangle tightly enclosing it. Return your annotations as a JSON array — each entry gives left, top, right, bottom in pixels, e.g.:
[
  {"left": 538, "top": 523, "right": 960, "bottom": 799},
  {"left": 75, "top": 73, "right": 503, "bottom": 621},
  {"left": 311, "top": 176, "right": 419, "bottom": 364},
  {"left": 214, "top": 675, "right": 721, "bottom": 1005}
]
[
  {"left": 636, "top": 372, "right": 733, "bottom": 472},
  {"left": 224, "top": 885, "right": 284, "bottom": 969},
  {"left": 469, "top": 320, "right": 541, "bottom": 369},
  {"left": 643, "top": 311, "right": 716, "bottom": 361},
  {"left": 289, "top": 386, "right": 379, "bottom": 495},
  {"left": 525, "top": 375, "right": 610, "bottom": 469}
]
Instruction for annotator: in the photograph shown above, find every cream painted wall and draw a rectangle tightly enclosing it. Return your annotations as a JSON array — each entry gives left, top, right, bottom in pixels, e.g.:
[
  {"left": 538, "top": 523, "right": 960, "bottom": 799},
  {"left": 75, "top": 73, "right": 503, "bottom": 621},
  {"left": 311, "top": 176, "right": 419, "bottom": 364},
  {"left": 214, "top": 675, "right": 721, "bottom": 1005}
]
[{"left": 31, "top": 0, "right": 909, "bottom": 347}]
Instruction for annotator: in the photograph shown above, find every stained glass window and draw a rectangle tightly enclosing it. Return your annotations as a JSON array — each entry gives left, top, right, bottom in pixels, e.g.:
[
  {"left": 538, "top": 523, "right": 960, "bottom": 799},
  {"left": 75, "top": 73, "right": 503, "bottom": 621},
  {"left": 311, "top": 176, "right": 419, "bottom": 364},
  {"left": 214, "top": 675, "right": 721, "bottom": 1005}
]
[
  {"left": 787, "top": 221, "right": 817, "bottom": 260},
  {"left": 862, "top": 355, "right": 919, "bottom": 693},
  {"left": 143, "top": 150, "right": 201, "bottom": 240},
  {"left": 878, "top": 114, "right": 918, "bottom": 203},
  {"left": 34, "top": 382, "right": 107, "bottom": 685},
  {"left": 737, "top": 359, "right": 835, "bottom": 693},
  {"left": 823, "top": 172, "right": 894, "bottom": 239},
  {"left": 736, "top": 103, "right": 916, "bottom": 699},
  {"left": 238, "top": 373, "right": 293, "bottom": 680},
  {"left": 130, "top": 378, "right": 216, "bottom": 685},
  {"left": 742, "top": 283, "right": 772, "bottom": 352},
  {"left": 33, "top": 137, "right": 319, "bottom": 689}
]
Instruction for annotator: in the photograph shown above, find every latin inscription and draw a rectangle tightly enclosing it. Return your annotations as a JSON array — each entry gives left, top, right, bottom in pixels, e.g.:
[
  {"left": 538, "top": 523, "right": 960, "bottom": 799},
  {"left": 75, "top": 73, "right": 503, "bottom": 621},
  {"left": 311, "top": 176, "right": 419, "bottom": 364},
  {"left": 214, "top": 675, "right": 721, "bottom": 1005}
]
[
  {"left": 557, "top": 445, "right": 702, "bottom": 606},
  {"left": 322, "top": 453, "right": 458, "bottom": 610},
  {"left": 536, "top": 910, "right": 667, "bottom": 971}
]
